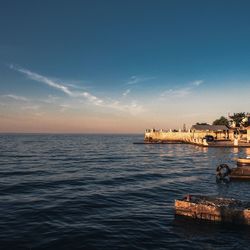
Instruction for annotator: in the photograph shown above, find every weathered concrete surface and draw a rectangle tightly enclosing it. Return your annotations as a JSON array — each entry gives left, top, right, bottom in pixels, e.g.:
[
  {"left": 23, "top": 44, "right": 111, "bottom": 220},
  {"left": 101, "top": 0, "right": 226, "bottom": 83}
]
[
  {"left": 145, "top": 129, "right": 231, "bottom": 141},
  {"left": 175, "top": 196, "right": 250, "bottom": 225},
  {"left": 144, "top": 130, "right": 193, "bottom": 141}
]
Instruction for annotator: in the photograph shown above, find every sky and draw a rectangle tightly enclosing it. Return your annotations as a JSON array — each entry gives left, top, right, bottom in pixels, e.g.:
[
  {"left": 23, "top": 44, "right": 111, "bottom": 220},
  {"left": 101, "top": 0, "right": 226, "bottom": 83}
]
[{"left": 1, "top": 0, "right": 250, "bottom": 133}]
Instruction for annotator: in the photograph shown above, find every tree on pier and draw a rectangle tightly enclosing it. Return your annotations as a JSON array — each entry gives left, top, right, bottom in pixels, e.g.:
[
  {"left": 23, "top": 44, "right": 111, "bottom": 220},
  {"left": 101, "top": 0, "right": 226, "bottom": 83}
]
[
  {"left": 212, "top": 116, "right": 229, "bottom": 127},
  {"left": 229, "top": 112, "right": 249, "bottom": 127}
]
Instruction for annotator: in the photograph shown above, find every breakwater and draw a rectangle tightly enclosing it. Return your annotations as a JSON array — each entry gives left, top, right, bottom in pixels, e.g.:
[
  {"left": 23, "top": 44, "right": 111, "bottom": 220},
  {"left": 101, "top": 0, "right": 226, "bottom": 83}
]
[
  {"left": 144, "top": 129, "right": 211, "bottom": 146},
  {"left": 145, "top": 130, "right": 192, "bottom": 142},
  {"left": 144, "top": 129, "right": 250, "bottom": 147}
]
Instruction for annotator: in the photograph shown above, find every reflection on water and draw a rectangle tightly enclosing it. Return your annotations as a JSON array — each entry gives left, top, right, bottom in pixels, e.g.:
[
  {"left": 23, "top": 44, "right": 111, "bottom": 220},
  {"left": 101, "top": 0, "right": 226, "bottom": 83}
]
[
  {"left": 0, "top": 134, "right": 249, "bottom": 249},
  {"left": 233, "top": 147, "right": 239, "bottom": 154},
  {"left": 172, "top": 216, "right": 250, "bottom": 249},
  {"left": 200, "top": 146, "right": 208, "bottom": 153},
  {"left": 245, "top": 147, "right": 250, "bottom": 156}
]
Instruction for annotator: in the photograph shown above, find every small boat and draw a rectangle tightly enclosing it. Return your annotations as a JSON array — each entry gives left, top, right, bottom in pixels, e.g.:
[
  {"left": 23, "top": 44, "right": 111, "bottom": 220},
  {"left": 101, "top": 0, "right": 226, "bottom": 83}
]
[
  {"left": 175, "top": 195, "right": 250, "bottom": 225},
  {"left": 237, "top": 157, "right": 250, "bottom": 166},
  {"left": 230, "top": 165, "right": 250, "bottom": 179},
  {"left": 216, "top": 161, "right": 250, "bottom": 181}
]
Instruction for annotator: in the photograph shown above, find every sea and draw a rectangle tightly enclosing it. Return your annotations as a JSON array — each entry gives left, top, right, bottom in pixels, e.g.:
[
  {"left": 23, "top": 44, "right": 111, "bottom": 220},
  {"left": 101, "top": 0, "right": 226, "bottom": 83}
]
[{"left": 0, "top": 134, "right": 250, "bottom": 250}]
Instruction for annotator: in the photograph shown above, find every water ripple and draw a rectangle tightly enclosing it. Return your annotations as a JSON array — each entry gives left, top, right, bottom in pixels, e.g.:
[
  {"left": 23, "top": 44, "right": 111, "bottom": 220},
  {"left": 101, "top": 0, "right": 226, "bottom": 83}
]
[{"left": 0, "top": 134, "right": 250, "bottom": 249}]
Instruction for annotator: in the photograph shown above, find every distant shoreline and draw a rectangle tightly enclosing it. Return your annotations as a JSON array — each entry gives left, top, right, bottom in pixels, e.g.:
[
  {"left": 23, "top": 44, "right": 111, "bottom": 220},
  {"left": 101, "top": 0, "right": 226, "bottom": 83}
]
[{"left": 0, "top": 132, "right": 143, "bottom": 135}]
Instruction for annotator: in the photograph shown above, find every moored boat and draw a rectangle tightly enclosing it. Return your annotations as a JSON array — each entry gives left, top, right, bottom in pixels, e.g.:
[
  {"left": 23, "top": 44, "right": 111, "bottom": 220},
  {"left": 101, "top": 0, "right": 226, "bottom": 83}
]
[
  {"left": 216, "top": 161, "right": 250, "bottom": 181},
  {"left": 237, "top": 157, "right": 250, "bottom": 166},
  {"left": 230, "top": 165, "right": 250, "bottom": 179}
]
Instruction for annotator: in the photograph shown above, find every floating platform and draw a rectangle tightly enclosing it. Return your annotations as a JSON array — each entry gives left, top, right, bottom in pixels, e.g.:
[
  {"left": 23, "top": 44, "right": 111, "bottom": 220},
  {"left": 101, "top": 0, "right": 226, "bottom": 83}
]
[{"left": 175, "top": 195, "right": 250, "bottom": 225}]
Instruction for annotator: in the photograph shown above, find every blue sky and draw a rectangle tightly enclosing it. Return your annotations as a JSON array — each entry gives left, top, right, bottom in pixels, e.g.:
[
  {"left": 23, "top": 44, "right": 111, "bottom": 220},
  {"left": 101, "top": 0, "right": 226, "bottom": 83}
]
[{"left": 1, "top": 0, "right": 250, "bottom": 133}]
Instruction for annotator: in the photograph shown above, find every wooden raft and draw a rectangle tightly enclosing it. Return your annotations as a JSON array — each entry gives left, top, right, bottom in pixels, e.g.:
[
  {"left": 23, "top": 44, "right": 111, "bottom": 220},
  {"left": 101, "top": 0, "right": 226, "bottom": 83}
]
[{"left": 175, "top": 195, "right": 250, "bottom": 225}]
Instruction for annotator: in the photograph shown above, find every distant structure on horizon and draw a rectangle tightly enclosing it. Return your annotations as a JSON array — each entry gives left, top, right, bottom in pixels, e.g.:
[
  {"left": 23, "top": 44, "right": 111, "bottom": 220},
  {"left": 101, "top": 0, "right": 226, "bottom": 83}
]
[{"left": 144, "top": 113, "right": 250, "bottom": 146}]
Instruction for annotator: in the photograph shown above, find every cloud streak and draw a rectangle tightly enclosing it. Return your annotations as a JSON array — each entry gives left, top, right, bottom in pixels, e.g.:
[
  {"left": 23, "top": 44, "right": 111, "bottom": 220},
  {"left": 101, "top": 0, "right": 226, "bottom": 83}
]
[
  {"left": 11, "top": 66, "right": 73, "bottom": 96},
  {"left": 10, "top": 65, "right": 144, "bottom": 115},
  {"left": 108, "top": 100, "right": 144, "bottom": 116},
  {"left": 126, "top": 75, "right": 155, "bottom": 85},
  {"left": 161, "top": 88, "right": 191, "bottom": 98},
  {"left": 122, "top": 89, "right": 131, "bottom": 96},
  {"left": 21, "top": 105, "right": 40, "bottom": 110},
  {"left": 11, "top": 65, "right": 104, "bottom": 106},
  {"left": 161, "top": 80, "right": 204, "bottom": 98},
  {"left": 191, "top": 80, "right": 203, "bottom": 86},
  {"left": 3, "top": 94, "right": 28, "bottom": 101}
]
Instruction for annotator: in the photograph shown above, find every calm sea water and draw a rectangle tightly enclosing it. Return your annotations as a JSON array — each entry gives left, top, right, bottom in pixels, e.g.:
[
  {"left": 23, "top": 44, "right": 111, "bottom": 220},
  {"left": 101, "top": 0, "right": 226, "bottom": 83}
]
[{"left": 0, "top": 134, "right": 250, "bottom": 250}]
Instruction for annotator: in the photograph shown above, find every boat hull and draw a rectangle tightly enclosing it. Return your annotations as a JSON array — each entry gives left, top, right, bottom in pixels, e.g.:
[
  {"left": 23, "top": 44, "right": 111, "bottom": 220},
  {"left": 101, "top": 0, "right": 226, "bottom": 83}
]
[
  {"left": 230, "top": 166, "right": 250, "bottom": 180},
  {"left": 237, "top": 158, "right": 250, "bottom": 166}
]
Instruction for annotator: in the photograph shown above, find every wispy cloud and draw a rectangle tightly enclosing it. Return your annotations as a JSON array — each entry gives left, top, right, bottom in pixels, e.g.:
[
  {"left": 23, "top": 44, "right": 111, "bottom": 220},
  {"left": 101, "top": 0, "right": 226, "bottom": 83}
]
[
  {"left": 161, "top": 80, "right": 204, "bottom": 98},
  {"left": 21, "top": 105, "right": 40, "bottom": 110},
  {"left": 10, "top": 65, "right": 145, "bottom": 115},
  {"left": 127, "top": 76, "right": 140, "bottom": 85},
  {"left": 3, "top": 94, "right": 28, "bottom": 101},
  {"left": 122, "top": 89, "right": 131, "bottom": 96},
  {"left": 59, "top": 104, "right": 72, "bottom": 112},
  {"left": 126, "top": 75, "right": 155, "bottom": 85},
  {"left": 191, "top": 80, "right": 203, "bottom": 86},
  {"left": 10, "top": 65, "right": 104, "bottom": 106},
  {"left": 10, "top": 65, "right": 73, "bottom": 96},
  {"left": 78, "top": 92, "right": 104, "bottom": 106},
  {"left": 53, "top": 78, "right": 89, "bottom": 91},
  {"left": 43, "top": 95, "right": 60, "bottom": 104},
  {"left": 161, "top": 88, "right": 191, "bottom": 98},
  {"left": 109, "top": 100, "right": 145, "bottom": 116}
]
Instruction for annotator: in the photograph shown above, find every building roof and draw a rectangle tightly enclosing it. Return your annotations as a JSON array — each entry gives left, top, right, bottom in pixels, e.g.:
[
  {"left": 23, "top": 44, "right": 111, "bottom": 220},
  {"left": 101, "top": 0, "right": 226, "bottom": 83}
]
[{"left": 191, "top": 124, "right": 229, "bottom": 131}]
